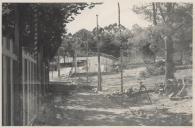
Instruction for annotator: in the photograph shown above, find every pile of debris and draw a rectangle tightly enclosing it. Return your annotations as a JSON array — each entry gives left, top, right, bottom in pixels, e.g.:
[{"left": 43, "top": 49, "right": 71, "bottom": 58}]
[
  {"left": 107, "top": 81, "right": 154, "bottom": 105},
  {"left": 107, "top": 76, "right": 192, "bottom": 106},
  {"left": 154, "top": 77, "right": 192, "bottom": 100}
]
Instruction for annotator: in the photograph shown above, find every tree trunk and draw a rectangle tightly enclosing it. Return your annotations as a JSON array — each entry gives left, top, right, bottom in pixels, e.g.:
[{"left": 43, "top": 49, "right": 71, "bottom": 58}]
[
  {"left": 52, "top": 67, "right": 53, "bottom": 79},
  {"left": 46, "top": 60, "right": 50, "bottom": 92},
  {"left": 180, "top": 50, "right": 184, "bottom": 65},
  {"left": 164, "top": 36, "right": 175, "bottom": 92},
  {"left": 63, "top": 55, "right": 66, "bottom": 64},
  {"left": 98, "top": 51, "right": 102, "bottom": 91}
]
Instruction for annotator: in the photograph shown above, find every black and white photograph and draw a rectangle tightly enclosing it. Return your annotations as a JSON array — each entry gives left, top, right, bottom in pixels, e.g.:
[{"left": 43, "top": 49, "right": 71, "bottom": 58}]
[{"left": 1, "top": 0, "right": 193, "bottom": 126}]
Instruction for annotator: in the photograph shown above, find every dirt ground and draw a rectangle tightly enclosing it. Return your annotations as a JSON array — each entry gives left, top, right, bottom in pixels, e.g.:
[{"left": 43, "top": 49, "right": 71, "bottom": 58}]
[{"left": 33, "top": 68, "right": 192, "bottom": 126}]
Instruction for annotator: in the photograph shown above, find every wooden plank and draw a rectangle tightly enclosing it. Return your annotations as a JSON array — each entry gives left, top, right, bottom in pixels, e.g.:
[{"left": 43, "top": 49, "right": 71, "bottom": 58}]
[
  {"left": 10, "top": 59, "right": 14, "bottom": 125},
  {"left": 22, "top": 58, "right": 26, "bottom": 125},
  {"left": 2, "top": 36, "right": 6, "bottom": 49},
  {"left": 9, "top": 42, "right": 14, "bottom": 124},
  {"left": 2, "top": 55, "right": 7, "bottom": 125},
  {"left": 27, "top": 61, "right": 30, "bottom": 124},
  {"left": 2, "top": 48, "right": 17, "bottom": 60},
  {"left": 22, "top": 50, "right": 36, "bottom": 63}
]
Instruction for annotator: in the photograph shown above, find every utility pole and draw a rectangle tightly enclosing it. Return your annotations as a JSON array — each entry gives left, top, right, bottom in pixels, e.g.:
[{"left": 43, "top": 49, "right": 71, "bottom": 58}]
[
  {"left": 74, "top": 49, "right": 77, "bottom": 74},
  {"left": 57, "top": 50, "right": 60, "bottom": 77},
  {"left": 74, "top": 38, "right": 78, "bottom": 74},
  {"left": 118, "top": 2, "right": 123, "bottom": 93},
  {"left": 96, "top": 14, "right": 102, "bottom": 91},
  {"left": 52, "top": 66, "right": 53, "bottom": 79},
  {"left": 86, "top": 41, "right": 89, "bottom": 84}
]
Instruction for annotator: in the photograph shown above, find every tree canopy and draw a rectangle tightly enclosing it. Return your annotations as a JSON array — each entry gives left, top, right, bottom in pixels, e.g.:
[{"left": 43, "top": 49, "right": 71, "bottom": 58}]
[
  {"left": 2, "top": 3, "right": 95, "bottom": 60},
  {"left": 133, "top": 3, "right": 192, "bottom": 63}
]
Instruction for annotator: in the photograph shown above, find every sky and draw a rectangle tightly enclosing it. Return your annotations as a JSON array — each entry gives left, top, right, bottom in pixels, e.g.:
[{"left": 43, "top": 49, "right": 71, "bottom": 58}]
[{"left": 66, "top": 0, "right": 151, "bottom": 34}]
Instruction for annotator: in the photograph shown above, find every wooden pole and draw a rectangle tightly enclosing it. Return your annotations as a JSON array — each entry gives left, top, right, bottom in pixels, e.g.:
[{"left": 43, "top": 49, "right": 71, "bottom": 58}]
[
  {"left": 52, "top": 66, "right": 53, "bottom": 79},
  {"left": 57, "top": 50, "right": 60, "bottom": 77},
  {"left": 74, "top": 38, "right": 78, "bottom": 74},
  {"left": 118, "top": 2, "right": 123, "bottom": 93},
  {"left": 74, "top": 49, "right": 77, "bottom": 74},
  {"left": 86, "top": 41, "right": 89, "bottom": 84},
  {"left": 13, "top": 4, "right": 23, "bottom": 125},
  {"left": 96, "top": 14, "right": 102, "bottom": 91}
]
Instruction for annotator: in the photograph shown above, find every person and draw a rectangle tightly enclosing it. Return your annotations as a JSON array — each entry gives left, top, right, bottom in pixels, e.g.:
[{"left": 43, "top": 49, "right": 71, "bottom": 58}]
[
  {"left": 114, "top": 65, "right": 119, "bottom": 72},
  {"left": 137, "top": 80, "right": 152, "bottom": 104},
  {"left": 69, "top": 67, "right": 73, "bottom": 77}
]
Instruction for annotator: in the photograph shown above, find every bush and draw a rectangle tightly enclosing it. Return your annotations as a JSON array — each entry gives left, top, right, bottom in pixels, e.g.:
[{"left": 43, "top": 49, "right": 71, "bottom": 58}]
[
  {"left": 138, "top": 70, "right": 149, "bottom": 78},
  {"left": 145, "top": 61, "right": 165, "bottom": 76}
]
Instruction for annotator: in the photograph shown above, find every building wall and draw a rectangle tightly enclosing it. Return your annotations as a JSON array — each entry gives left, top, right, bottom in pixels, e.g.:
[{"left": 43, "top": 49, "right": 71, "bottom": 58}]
[
  {"left": 58, "top": 56, "right": 116, "bottom": 73},
  {"left": 87, "top": 56, "right": 115, "bottom": 72},
  {"left": 49, "top": 55, "right": 116, "bottom": 79}
]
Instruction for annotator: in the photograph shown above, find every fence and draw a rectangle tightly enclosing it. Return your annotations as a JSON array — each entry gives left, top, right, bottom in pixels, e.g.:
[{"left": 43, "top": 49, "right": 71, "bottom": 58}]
[
  {"left": 22, "top": 48, "right": 39, "bottom": 125},
  {"left": 2, "top": 37, "right": 16, "bottom": 125},
  {"left": 2, "top": 36, "right": 48, "bottom": 125}
]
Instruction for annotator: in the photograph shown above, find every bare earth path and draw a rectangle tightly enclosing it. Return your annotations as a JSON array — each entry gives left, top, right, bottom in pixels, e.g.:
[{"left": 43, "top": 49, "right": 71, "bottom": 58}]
[{"left": 33, "top": 85, "right": 192, "bottom": 126}]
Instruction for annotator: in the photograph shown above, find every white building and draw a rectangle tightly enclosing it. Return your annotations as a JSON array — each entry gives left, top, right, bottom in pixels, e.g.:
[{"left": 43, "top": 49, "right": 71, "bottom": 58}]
[
  {"left": 49, "top": 53, "right": 118, "bottom": 79},
  {"left": 61, "top": 54, "right": 117, "bottom": 73}
]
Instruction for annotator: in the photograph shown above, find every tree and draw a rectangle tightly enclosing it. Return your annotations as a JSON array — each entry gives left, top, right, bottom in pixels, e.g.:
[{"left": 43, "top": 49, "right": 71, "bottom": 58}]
[
  {"left": 133, "top": 3, "right": 192, "bottom": 92},
  {"left": 2, "top": 3, "right": 96, "bottom": 125},
  {"left": 37, "top": 3, "right": 95, "bottom": 60},
  {"left": 127, "top": 24, "right": 157, "bottom": 65},
  {"left": 73, "top": 29, "right": 94, "bottom": 82},
  {"left": 73, "top": 29, "right": 94, "bottom": 55},
  {"left": 3, "top": 3, "right": 95, "bottom": 60},
  {"left": 91, "top": 23, "right": 132, "bottom": 58},
  {"left": 57, "top": 47, "right": 65, "bottom": 77}
]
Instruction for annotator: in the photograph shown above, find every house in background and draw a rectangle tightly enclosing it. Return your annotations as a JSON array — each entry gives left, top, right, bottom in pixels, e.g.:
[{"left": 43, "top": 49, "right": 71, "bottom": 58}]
[
  {"left": 49, "top": 53, "right": 118, "bottom": 79},
  {"left": 88, "top": 53, "right": 118, "bottom": 72}
]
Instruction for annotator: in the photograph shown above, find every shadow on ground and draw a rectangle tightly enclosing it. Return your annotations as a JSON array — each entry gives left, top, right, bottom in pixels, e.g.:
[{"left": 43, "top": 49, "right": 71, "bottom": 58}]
[{"left": 33, "top": 86, "right": 192, "bottom": 126}]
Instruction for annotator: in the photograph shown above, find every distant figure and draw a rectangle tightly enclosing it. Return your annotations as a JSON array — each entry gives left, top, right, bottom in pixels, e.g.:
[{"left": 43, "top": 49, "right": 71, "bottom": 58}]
[
  {"left": 176, "top": 79, "right": 183, "bottom": 94},
  {"left": 114, "top": 65, "right": 119, "bottom": 72},
  {"left": 69, "top": 68, "right": 73, "bottom": 77}
]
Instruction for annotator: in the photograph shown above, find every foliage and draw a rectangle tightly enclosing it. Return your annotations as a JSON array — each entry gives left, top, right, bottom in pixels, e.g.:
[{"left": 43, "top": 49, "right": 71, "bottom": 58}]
[
  {"left": 60, "top": 23, "right": 135, "bottom": 58},
  {"left": 2, "top": 3, "right": 95, "bottom": 60},
  {"left": 91, "top": 23, "right": 132, "bottom": 57},
  {"left": 132, "top": 3, "right": 192, "bottom": 64},
  {"left": 73, "top": 29, "right": 94, "bottom": 54},
  {"left": 133, "top": 2, "right": 192, "bottom": 92}
]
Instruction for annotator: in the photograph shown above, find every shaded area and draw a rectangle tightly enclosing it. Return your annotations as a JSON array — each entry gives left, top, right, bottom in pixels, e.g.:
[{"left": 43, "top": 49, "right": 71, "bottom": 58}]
[{"left": 33, "top": 85, "right": 192, "bottom": 126}]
